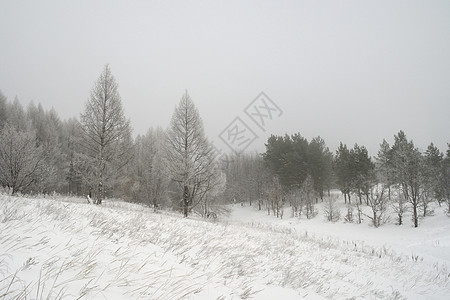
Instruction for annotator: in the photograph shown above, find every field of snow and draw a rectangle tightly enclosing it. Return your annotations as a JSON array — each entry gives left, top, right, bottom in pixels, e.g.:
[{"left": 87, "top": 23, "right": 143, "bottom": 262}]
[
  {"left": 229, "top": 198, "right": 450, "bottom": 267},
  {"left": 1, "top": 194, "right": 449, "bottom": 299}
]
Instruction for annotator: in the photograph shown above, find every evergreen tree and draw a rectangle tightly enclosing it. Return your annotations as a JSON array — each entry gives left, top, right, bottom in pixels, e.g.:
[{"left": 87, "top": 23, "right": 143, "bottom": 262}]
[
  {"left": 441, "top": 144, "right": 450, "bottom": 214},
  {"left": 391, "top": 131, "right": 423, "bottom": 227},
  {"left": 263, "top": 133, "right": 309, "bottom": 190},
  {"left": 422, "top": 143, "right": 443, "bottom": 215},
  {"left": 376, "top": 139, "right": 393, "bottom": 200},
  {"left": 308, "top": 136, "right": 333, "bottom": 200},
  {"left": 334, "top": 142, "right": 352, "bottom": 203},
  {"left": 350, "top": 144, "right": 375, "bottom": 205}
]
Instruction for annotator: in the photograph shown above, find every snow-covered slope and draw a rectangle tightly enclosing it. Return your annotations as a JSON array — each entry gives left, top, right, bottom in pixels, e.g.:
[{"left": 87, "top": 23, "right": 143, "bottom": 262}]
[
  {"left": 229, "top": 200, "right": 450, "bottom": 266},
  {"left": 1, "top": 195, "right": 449, "bottom": 299}
]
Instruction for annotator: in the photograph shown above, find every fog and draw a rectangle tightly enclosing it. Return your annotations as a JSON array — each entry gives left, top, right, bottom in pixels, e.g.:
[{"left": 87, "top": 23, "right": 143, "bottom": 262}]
[{"left": 1, "top": 0, "right": 449, "bottom": 155}]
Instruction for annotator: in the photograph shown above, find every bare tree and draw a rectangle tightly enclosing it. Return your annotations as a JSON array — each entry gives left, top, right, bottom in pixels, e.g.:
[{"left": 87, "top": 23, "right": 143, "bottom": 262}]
[
  {"left": 166, "top": 91, "right": 219, "bottom": 217},
  {"left": 268, "top": 176, "right": 284, "bottom": 218},
  {"left": 365, "top": 185, "right": 389, "bottom": 227},
  {"left": 133, "top": 127, "right": 170, "bottom": 210},
  {"left": 289, "top": 188, "right": 303, "bottom": 218},
  {"left": 197, "top": 164, "right": 226, "bottom": 218},
  {"left": 324, "top": 194, "right": 340, "bottom": 222},
  {"left": 79, "top": 64, "right": 133, "bottom": 204},
  {"left": 0, "top": 124, "right": 44, "bottom": 195},
  {"left": 391, "top": 186, "right": 407, "bottom": 225},
  {"left": 302, "top": 175, "right": 316, "bottom": 219}
]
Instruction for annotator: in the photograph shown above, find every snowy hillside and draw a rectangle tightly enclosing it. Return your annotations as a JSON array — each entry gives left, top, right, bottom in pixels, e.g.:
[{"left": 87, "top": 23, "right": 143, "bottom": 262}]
[{"left": 1, "top": 194, "right": 449, "bottom": 299}]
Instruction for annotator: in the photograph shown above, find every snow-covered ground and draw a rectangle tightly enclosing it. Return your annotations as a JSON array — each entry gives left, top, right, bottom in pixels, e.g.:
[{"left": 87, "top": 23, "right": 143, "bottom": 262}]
[
  {"left": 1, "top": 194, "right": 449, "bottom": 299},
  {"left": 229, "top": 199, "right": 450, "bottom": 267}
]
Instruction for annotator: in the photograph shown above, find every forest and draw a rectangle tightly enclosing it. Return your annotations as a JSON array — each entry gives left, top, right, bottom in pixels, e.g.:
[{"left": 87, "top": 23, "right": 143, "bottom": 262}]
[{"left": 0, "top": 65, "right": 449, "bottom": 228}]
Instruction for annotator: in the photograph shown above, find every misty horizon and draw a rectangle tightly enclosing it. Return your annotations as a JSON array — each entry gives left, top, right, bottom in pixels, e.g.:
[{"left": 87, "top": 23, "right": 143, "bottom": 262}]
[{"left": 1, "top": 0, "right": 449, "bottom": 155}]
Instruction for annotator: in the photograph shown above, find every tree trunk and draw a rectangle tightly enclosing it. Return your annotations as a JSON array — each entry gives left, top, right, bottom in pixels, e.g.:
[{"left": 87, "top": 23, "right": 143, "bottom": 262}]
[
  {"left": 413, "top": 201, "right": 418, "bottom": 228},
  {"left": 183, "top": 185, "right": 189, "bottom": 217},
  {"left": 388, "top": 185, "right": 391, "bottom": 201}
]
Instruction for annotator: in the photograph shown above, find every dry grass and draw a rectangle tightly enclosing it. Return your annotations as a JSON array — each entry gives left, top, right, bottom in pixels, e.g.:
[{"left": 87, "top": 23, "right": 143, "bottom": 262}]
[{"left": 1, "top": 194, "right": 449, "bottom": 299}]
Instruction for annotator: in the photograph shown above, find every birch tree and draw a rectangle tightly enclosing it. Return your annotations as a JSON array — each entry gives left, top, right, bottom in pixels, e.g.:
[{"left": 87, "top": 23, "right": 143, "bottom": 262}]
[
  {"left": 80, "top": 64, "right": 133, "bottom": 204},
  {"left": 166, "top": 91, "right": 218, "bottom": 217}
]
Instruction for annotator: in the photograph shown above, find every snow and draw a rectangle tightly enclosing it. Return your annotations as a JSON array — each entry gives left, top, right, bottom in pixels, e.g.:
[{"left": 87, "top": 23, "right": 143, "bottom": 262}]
[
  {"left": 229, "top": 201, "right": 450, "bottom": 266},
  {"left": 1, "top": 193, "right": 449, "bottom": 299}
]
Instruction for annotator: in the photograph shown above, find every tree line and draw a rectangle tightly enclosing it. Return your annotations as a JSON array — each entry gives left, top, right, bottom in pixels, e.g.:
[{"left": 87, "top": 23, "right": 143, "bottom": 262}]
[
  {"left": 0, "top": 65, "right": 224, "bottom": 217},
  {"left": 239, "top": 131, "right": 449, "bottom": 228},
  {"left": 1, "top": 64, "right": 449, "bottom": 225}
]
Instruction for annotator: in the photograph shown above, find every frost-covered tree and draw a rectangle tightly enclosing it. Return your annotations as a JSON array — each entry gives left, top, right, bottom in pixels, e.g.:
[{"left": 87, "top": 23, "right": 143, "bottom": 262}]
[
  {"left": 197, "top": 163, "right": 226, "bottom": 218},
  {"left": 0, "top": 124, "right": 44, "bottom": 195},
  {"left": 365, "top": 185, "right": 389, "bottom": 227},
  {"left": 26, "top": 103, "right": 66, "bottom": 193},
  {"left": 376, "top": 139, "right": 393, "bottom": 200},
  {"left": 166, "top": 91, "right": 219, "bottom": 217},
  {"left": 7, "top": 97, "right": 28, "bottom": 131},
  {"left": 79, "top": 64, "right": 133, "bottom": 204},
  {"left": 222, "top": 152, "right": 270, "bottom": 207},
  {"left": 0, "top": 91, "right": 7, "bottom": 130},
  {"left": 62, "top": 118, "right": 84, "bottom": 195},
  {"left": 421, "top": 143, "right": 443, "bottom": 216},
  {"left": 132, "top": 127, "right": 170, "bottom": 209},
  {"left": 391, "top": 131, "right": 423, "bottom": 227},
  {"left": 324, "top": 194, "right": 340, "bottom": 222}
]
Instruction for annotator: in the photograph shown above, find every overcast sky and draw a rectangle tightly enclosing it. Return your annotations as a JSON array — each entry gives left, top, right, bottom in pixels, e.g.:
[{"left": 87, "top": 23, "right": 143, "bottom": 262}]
[{"left": 1, "top": 0, "right": 449, "bottom": 156}]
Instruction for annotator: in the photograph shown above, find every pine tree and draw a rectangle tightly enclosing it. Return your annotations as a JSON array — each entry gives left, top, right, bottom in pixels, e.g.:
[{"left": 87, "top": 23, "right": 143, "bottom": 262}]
[
  {"left": 334, "top": 142, "right": 352, "bottom": 203},
  {"left": 422, "top": 143, "right": 443, "bottom": 215},
  {"left": 308, "top": 136, "right": 333, "bottom": 200},
  {"left": 376, "top": 139, "right": 393, "bottom": 200},
  {"left": 391, "top": 131, "right": 422, "bottom": 227},
  {"left": 350, "top": 144, "right": 375, "bottom": 205},
  {"left": 442, "top": 144, "right": 450, "bottom": 214}
]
